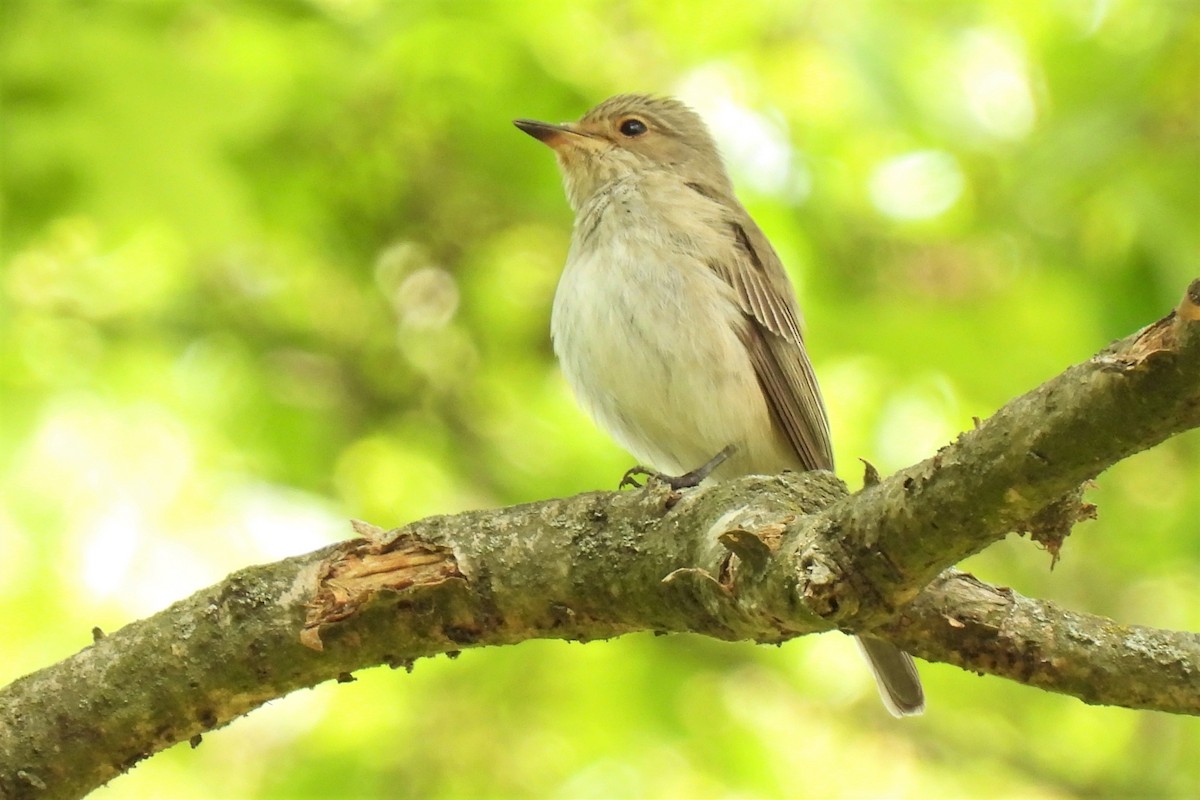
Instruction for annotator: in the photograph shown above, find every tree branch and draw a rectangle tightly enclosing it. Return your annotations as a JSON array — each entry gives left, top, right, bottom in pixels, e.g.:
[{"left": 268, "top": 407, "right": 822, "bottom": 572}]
[
  {"left": 1, "top": 280, "right": 1197, "bottom": 800},
  {"left": 884, "top": 570, "right": 1200, "bottom": 714},
  {"left": 804, "top": 277, "right": 1200, "bottom": 630}
]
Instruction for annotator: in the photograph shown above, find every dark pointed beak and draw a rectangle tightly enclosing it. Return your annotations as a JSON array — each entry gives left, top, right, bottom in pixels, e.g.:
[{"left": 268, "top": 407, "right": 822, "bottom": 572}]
[
  {"left": 513, "top": 118, "right": 587, "bottom": 150},
  {"left": 514, "top": 118, "right": 563, "bottom": 139}
]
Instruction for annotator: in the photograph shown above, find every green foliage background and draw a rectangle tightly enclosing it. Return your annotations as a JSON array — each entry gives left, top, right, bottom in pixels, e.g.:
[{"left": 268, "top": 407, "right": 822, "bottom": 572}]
[{"left": 2, "top": 1, "right": 1198, "bottom": 797}]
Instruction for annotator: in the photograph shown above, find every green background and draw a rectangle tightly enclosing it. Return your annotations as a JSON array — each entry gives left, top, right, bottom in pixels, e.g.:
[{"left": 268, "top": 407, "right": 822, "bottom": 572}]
[{"left": 2, "top": 1, "right": 1198, "bottom": 797}]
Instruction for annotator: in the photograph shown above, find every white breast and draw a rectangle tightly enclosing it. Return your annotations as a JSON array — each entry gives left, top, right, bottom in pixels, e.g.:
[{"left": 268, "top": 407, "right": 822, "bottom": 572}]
[{"left": 550, "top": 185, "right": 797, "bottom": 478}]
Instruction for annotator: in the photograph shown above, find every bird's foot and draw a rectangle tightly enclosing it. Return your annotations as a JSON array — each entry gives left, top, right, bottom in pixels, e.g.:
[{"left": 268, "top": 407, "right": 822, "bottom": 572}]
[{"left": 619, "top": 445, "right": 736, "bottom": 490}]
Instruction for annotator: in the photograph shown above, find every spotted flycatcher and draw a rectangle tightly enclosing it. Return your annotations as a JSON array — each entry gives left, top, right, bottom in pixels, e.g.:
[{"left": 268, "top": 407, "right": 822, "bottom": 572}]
[{"left": 515, "top": 94, "right": 924, "bottom": 716}]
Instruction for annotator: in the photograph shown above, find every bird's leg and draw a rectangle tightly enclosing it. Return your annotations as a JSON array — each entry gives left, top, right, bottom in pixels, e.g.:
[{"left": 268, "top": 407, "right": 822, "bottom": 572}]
[{"left": 619, "top": 444, "right": 737, "bottom": 490}]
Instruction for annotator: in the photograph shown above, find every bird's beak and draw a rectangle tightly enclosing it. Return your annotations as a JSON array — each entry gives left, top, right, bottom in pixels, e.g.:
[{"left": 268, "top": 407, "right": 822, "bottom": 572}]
[{"left": 513, "top": 118, "right": 591, "bottom": 152}]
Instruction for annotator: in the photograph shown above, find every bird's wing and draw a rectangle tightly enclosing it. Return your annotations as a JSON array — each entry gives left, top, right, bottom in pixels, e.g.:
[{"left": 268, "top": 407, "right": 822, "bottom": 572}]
[{"left": 697, "top": 195, "right": 834, "bottom": 471}]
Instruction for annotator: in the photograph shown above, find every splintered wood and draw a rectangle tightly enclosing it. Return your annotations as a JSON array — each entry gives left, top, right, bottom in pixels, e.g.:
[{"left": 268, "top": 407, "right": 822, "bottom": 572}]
[{"left": 301, "top": 534, "right": 463, "bottom": 650}]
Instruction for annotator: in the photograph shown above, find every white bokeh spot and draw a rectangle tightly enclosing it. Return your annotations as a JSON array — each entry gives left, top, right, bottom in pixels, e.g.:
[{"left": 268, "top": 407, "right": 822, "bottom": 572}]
[{"left": 868, "top": 150, "right": 964, "bottom": 221}]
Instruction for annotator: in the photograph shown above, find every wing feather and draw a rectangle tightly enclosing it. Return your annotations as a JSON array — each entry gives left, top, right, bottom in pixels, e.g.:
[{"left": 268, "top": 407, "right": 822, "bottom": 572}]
[{"left": 695, "top": 197, "right": 833, "bottom": 471}]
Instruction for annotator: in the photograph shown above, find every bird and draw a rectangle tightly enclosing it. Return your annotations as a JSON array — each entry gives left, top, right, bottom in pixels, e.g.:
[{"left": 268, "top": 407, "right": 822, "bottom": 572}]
[{"left": 514, "top": 94, "right": 924, "bottom": 717}]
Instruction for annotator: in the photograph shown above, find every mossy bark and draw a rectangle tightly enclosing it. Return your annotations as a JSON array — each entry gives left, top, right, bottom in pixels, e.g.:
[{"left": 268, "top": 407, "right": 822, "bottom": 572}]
[{"left": 1, "top": 280, "right": 1197, "bottom": 800}]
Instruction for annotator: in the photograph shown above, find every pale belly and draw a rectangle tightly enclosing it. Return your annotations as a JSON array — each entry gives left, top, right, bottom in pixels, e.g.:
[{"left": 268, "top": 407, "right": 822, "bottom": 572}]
[{"left": 550, "top": 236, "right": 800, "bottom": 479}]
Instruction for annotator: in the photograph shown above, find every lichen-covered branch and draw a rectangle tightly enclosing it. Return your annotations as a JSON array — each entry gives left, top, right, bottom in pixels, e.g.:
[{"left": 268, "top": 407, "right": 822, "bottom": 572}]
[
  {"left": 1, "top": 281, "right": 1197, "bottom": 800},
  {"left": 793, "top": 279, "right": 1200, "bottom": 631},
  {"left": 0, "top": 475, "right": 843, "bottom": 800},
  {"left": 883, "top": 570, "right": 1200, "bottom": 714}
]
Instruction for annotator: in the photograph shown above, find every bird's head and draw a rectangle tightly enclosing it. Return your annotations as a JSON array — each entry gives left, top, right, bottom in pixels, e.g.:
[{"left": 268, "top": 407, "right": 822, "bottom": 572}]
[{"left": 515, "top": 94, "right": 733, "bottom": 211}]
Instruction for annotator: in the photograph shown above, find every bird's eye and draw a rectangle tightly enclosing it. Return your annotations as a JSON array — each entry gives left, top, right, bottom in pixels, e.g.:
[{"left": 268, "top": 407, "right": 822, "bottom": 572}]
[{"left": 619, "top": 118, "right": 648, "bottom": 137}]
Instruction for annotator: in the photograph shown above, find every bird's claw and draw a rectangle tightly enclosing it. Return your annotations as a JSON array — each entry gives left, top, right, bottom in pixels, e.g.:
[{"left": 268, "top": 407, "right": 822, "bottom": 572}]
[
  {"left": 617, "top": 445, "right": 737, "bottom": 491},
  {"left": 619, "top": 465, "right": 656, "bottom": 490}
]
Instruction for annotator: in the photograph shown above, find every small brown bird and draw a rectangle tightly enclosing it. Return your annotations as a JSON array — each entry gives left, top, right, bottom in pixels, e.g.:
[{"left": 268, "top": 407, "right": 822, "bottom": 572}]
[{"left": 515, "top": 94, "right": 924, "bottom": 716}]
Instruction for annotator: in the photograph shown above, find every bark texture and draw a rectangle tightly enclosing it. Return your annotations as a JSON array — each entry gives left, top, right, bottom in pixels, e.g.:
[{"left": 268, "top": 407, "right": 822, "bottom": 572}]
[{"left": 1, "top": 280, "right": 1197, "bottom": 800}]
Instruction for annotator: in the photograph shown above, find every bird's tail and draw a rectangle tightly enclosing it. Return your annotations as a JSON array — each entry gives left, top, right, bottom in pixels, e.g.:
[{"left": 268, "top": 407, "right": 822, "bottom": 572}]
[{"left": 855, "top": 635, "right": 925, "bottom": 717}]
